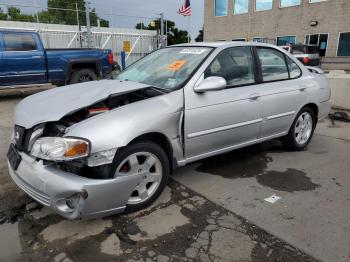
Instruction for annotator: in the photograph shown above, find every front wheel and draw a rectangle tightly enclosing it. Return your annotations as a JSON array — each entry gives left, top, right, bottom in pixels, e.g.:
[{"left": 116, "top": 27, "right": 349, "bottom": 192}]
[
  {"left": 109, "top": 141, "right": 170, "bottom": 212},
  {"left": 281, "top": 107, "right": 316, "bottom": 151}
]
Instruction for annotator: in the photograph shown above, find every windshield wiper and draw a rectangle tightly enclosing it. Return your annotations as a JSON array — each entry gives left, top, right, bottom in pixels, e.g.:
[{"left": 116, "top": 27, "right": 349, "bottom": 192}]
[
  {"left": 122, "top": 79, "right": 170, "bottom": 94},
  {"left": 149, "top": 86, "right": 170, "bottom": 93}
]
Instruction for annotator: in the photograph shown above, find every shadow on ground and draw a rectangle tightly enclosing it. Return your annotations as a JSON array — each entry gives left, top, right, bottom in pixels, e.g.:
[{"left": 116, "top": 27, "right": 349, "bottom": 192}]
[{"left": 195, "top": 140, "right": 320, "bottom": 193}]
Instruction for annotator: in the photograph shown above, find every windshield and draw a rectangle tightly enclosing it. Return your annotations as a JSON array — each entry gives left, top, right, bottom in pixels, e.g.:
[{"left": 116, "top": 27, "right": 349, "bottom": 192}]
[{"left": 116, "top": 47, "right": 212, "bottom": 90}]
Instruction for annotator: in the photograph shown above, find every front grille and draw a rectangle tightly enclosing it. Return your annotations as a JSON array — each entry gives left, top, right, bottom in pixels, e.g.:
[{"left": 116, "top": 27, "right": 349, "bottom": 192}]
[
  {"left": 10, "top": 170, "right": 51, "bottom": 206},
  {"left": 14, "top": 125, "right": 26, "bottom": 151},
  {"left": 13, "top": 125, "right": 34, "bottom": 152}
]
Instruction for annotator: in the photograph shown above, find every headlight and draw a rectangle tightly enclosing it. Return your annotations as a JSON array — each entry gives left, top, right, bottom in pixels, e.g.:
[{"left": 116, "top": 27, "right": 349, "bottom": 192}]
[{"left": 31, "top": 137, "right": 90, "bottom": 161}]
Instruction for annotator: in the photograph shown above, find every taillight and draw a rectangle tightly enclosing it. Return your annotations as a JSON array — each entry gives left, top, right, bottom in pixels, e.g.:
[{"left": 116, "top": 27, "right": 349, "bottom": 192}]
[
  {"left": 107, "top": 52, "right": 114, "bottom": 65},
  {"left": 302, "top": 57, "right": 310, "bottom": 65}
]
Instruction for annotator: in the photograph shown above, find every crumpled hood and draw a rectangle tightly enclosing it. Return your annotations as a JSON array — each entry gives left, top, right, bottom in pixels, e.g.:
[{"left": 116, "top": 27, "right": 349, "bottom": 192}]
[{"left": 14, "top": 80, "right": 149, "bottom": 128}]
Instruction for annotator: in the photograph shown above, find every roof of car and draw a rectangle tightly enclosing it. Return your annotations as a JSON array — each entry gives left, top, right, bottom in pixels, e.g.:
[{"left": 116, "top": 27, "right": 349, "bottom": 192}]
[{"left": 172, "top": 41, "right": 277, "bottom": 49}]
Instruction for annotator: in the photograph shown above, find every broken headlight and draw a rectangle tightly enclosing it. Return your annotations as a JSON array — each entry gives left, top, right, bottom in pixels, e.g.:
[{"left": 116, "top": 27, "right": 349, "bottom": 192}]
[{"left": 31, "top": 137, "right": 90, "bottom": 161}]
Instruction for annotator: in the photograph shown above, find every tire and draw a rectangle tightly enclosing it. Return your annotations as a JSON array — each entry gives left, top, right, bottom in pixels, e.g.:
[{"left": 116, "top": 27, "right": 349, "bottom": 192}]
[
  {"left": 281, "top": 107, "right": 316, "bottom": 151},
  {"left": 70, "top": 68, "right": 97, "bottom": 84},
  {"left": 109, "top": 141, "right": 170, "bottom": 212}
]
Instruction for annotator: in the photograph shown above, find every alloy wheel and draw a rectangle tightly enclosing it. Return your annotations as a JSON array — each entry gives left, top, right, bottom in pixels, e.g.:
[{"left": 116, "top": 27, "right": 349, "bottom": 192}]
[
  {"left": 115, "top": 152, "right": 163, "bottom": 205},
  {"left": 294, "top": 112, "right": 313, "bottom": 145}
]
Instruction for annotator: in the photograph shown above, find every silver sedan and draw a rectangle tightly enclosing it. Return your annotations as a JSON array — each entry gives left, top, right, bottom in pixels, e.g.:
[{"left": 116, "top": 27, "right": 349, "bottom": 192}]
[{"left": 7, "top": 42, "right": 331, "bottom": 219}]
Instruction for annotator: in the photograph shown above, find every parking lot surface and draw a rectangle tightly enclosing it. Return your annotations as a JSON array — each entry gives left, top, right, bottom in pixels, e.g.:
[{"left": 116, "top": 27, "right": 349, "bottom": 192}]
[
  {"left": 1, "top": 97, "right": 349, "bottom": 262},
  {"left": 174, "top": 119, "right": 350, "bottom": 262}
]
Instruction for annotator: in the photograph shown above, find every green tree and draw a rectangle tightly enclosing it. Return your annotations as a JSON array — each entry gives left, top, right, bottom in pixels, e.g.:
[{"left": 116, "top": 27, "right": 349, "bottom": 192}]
[
  {"left": 195, "top": 29, "right": 203, "bottom": 42},
  {"left": 0, "top": 1, "right": 109, "bottom": 27},
  {"left": 135, "top": 20, "right": 189, "bottom": 45},
  {"left": 169, "top": 28, "right": 190, "bottom": 45},
  {"left": 37, "top": 10, "right": 51, "bottom": 24},
  {"left": 0, "top": 8, "right": 7, "bottom": 20},
  {"left": 7, "top": 7, "right": 35, "bottom": 22},
  {"left": 46, "top": 0, "right": 109, "bottom": 27}
]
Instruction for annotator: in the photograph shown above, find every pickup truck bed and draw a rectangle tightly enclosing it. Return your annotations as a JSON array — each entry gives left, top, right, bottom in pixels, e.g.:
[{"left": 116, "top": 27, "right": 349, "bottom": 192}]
[{"left": 0, "top": 30, "right": 114, "bottom": 87}]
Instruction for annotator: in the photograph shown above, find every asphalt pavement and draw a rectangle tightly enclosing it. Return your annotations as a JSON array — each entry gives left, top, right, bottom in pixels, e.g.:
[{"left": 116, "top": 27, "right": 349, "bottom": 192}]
[
  {"left": 174, "top": 119, "right": 350, "bottom": 262},
  {"left": 0, "top": 97, "right": 349, "bottom": 262}
]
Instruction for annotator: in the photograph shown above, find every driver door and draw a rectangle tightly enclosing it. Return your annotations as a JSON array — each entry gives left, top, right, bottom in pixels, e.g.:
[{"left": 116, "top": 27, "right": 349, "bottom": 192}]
[{"left": 184, "top": 46, "right": 263, "bottom": 162}]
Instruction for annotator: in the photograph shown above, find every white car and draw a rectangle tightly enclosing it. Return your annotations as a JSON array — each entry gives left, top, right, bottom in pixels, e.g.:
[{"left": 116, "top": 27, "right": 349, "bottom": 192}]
[{"left": 8, "top": 42, "right": 331, "bottom": 219}]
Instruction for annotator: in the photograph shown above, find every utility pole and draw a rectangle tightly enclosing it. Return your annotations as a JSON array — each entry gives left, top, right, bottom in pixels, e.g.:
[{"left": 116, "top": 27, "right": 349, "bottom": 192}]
[
  {"left": 76, "top": 2, "right": 82, "bottom": 48},
  {"left": 85, "top": 1, "right": 92, "bottom": 48},
  {"left": 75, "top": 2, "right": 80, "bottom": 29},
  {"left": 165, "top": 19, "right": 168, "bottom": 46},
  {"left": 34, "top": 0, "right": 39, "bottom": 23},
  {"left": 160, "top": 13, "right": 164, "bottom": 48}
]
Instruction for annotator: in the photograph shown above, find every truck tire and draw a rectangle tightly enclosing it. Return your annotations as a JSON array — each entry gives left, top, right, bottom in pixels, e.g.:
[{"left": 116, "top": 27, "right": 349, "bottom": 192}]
[
  {"left": 109, "top": 141, "right": 170, "bottom": 213},
  {"left": 70, "top": 69, "right": 97, "bottom": 84}
]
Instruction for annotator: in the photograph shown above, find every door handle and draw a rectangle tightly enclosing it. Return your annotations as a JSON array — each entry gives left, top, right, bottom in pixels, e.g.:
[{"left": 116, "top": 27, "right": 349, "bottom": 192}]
[
  {"left": 249, "top": 93, "right": 260, "bottom": 101},
  {"left": 32, "top": 56, "right": 43, "bottom": 59},
  {"left": 299, "top": 87, "right": 306, "bottom": 92}
]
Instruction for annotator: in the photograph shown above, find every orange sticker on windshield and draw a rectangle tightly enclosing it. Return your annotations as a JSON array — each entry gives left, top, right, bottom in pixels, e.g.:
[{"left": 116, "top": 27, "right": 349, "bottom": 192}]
[{"left": 167, "top": 60, "right": 186, "bottom": 71}]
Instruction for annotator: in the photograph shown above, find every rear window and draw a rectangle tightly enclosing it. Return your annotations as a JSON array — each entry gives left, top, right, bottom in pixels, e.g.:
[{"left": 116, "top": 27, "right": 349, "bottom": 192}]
[
  {"left": 307, "top": 45, "right": 319, "bottom": 54},
  {"left": 291, "top": 45, "right": 318, "bottom": 54},
  {"left": 3, "top": 33, "right": 37, "bottom": 51},
  {"left": 256, "top": 47, "right": 289, "bottom": 82}
]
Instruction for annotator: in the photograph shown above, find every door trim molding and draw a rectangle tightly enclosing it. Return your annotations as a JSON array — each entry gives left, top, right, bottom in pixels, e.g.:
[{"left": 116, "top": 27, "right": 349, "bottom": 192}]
[
  {"left": 182, "top": 131, "right": 287, "bottom": 165},
  {"left": 187, "top": 118, "right": 263, "bottom": 139},
  {"left": 266, "top": 111, "right": 296, "bottom": 120},
  {"left": 0, "top": 73, "right": 45, "bottom": 78}
]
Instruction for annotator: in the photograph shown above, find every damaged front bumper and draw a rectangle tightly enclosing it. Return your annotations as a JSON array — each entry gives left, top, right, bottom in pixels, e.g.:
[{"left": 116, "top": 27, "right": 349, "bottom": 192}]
[{"left": 8, "top": 152, "right": 141, "bottom": 219}]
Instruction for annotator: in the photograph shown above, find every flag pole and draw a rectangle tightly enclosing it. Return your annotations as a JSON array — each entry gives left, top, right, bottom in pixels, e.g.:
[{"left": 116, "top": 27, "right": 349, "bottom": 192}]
[{"left": 188, "top": 15, "right": 191, "bottom": 43}]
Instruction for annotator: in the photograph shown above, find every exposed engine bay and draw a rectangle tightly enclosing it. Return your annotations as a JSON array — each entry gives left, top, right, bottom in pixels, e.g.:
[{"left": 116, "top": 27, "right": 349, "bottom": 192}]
[
  {"left": 43, "top": 87, "right": 164, "bottom": 137},
  {"left": 37, "top": 87, "right": 164, "bottom": 179}
]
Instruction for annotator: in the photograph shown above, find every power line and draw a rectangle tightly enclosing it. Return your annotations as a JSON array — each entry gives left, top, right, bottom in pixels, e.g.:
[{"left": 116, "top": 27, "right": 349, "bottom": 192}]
[{"left": 0, "top": 2, "right": 158, "bottom": 20}]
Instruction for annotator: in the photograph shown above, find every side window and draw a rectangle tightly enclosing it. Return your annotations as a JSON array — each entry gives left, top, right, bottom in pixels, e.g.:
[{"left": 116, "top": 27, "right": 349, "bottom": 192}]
[
  {"left": 3, "top": 34, "right": 37, "bottom": 51},
  {"left": 205, "top": 46, "right": 255, "bottom": 87},
  {"left": 286, "top": 56, "right": 302, "bottom": 79},
  {"left": 256, "top": 48, "right": 289, "bottom": 82}
]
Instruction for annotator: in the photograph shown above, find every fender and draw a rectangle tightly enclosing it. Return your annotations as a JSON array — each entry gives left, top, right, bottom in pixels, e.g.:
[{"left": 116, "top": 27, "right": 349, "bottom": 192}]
[
  {"left": 65, "top": 90, "right": 184, "bottom": 158},
  {"left": 66, "top": 58, "right": 102, "bottom": 82}
]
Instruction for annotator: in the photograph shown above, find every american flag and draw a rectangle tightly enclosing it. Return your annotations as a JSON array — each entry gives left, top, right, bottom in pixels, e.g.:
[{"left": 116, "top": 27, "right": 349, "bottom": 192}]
[{"left": 178, "top": 0, "right": 191, "bottom": 16}]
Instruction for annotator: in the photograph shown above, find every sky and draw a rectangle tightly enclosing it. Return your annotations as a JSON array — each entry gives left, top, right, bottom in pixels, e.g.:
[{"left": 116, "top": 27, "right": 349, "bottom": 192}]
[{"left": 6, "top": 0, "right": 204, "bottom": 39}]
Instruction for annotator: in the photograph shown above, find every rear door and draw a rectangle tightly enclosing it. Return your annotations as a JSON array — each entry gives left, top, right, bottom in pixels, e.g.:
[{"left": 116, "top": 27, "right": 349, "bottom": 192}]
[
  {"left": 0, "top": 32, "right": 46, "bottom": 86},
  {"left": 254, "top": 47, "right": 307, "bottom": 138}
]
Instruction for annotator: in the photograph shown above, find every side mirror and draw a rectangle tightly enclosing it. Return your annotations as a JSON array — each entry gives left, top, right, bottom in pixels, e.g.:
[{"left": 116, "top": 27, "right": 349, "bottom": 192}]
[{"left": 194, "top": 76, "right": 227, "bottom": 93}]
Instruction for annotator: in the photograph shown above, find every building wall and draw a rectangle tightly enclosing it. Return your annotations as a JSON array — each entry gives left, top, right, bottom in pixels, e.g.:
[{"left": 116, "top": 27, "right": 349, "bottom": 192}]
[{"left": 204, "top": 0, "right": 350, "bottom": 58}]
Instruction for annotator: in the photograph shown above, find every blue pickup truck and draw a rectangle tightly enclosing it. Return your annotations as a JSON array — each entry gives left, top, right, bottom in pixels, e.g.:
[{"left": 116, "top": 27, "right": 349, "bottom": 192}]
[{"left": 0, "top": 30, "right": 115, "bottom": 87}]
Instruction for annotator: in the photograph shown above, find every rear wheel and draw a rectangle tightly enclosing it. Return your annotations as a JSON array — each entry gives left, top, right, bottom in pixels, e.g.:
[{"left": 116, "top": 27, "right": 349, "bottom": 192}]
[
  {"left": 110, "top": 141, "right": 170, "bottom": 212},
  {"left": 70, "top": 68, "right": 97, "bottom": 84},
  {"left": 281, "top": 107, "right": 316, "bottom": 151}
]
